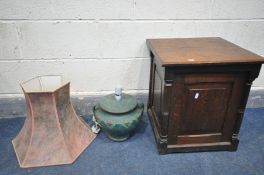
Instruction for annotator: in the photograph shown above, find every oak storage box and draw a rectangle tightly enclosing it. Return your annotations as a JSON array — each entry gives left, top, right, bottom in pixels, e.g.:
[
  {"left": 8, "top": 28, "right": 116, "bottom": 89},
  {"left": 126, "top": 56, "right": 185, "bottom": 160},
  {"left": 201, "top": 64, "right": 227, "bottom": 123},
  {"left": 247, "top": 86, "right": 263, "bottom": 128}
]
[{"left": 147, "top": 37, "right": 264, "bottom": 154}]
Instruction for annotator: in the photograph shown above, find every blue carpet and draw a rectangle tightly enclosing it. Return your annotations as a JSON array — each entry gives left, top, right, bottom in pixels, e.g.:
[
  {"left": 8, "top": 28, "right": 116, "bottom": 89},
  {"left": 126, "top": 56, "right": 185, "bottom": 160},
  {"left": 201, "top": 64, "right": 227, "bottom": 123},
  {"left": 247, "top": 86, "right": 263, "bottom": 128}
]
[{"left": 0, "top": 108, "right": 264, "bottom": 175}]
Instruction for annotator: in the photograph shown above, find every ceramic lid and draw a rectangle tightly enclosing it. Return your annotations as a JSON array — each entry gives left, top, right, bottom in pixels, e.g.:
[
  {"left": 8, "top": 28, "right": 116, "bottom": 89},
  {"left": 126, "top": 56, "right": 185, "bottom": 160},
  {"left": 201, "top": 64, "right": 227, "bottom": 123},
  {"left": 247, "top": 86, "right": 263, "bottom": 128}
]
[{"left": 99, "top": 93, "right": 137, "bottom": 114}]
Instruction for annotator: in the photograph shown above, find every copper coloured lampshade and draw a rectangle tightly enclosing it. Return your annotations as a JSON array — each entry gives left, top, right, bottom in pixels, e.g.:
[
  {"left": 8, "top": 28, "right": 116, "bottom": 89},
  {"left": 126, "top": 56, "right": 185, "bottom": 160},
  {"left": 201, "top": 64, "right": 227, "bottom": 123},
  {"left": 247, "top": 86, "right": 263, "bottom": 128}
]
[{"left": 12, "top": 75, "right": 96, "bottom": 168}]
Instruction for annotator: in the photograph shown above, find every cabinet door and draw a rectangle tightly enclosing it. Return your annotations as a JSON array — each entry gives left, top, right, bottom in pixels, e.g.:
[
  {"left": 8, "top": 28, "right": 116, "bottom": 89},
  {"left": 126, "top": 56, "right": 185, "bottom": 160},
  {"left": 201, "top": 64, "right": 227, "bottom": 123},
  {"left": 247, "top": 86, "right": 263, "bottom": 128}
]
[{"left": 168, "top": 73, "right": 245, "bottom": 145}]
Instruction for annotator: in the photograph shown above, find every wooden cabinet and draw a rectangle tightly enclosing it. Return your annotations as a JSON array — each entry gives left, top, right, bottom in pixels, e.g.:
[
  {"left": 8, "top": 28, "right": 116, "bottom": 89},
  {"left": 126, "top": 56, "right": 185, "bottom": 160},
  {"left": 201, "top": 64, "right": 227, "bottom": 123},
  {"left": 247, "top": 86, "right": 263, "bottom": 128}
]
[{"left": 147, "top": 37, "right": 264, "bottom": 154}]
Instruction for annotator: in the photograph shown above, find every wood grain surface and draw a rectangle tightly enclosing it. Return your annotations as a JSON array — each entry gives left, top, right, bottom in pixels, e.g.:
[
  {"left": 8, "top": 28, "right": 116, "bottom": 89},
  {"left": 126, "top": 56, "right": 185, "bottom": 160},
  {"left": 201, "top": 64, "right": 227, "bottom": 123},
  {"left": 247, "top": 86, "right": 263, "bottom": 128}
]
[{"left": 147, "top": 37, "right": 264, "bottom": 66}]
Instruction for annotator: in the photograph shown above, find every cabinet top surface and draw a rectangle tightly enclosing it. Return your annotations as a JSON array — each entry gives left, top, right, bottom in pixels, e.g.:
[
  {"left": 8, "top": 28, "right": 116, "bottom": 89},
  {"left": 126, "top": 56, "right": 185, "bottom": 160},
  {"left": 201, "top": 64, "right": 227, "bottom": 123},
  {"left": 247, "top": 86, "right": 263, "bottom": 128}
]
[{"left": 147, "top": 37, "right": 264, "bottom": 66}]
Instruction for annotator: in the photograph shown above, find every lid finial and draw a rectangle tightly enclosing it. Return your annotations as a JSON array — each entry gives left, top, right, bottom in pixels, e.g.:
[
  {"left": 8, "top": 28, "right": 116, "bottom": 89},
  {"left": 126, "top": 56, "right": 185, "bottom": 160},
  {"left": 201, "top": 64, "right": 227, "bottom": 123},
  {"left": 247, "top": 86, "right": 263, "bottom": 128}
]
[{"left": 115, "top": 86, "right": 122, "bottom": 101}]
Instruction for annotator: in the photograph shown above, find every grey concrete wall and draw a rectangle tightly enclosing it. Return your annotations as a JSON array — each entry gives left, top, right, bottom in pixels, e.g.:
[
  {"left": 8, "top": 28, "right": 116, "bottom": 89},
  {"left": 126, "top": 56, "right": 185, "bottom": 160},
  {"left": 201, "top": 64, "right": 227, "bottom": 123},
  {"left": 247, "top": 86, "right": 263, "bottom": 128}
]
[{"left": 0, "top": 0, "right": 263, "bottom": 96}]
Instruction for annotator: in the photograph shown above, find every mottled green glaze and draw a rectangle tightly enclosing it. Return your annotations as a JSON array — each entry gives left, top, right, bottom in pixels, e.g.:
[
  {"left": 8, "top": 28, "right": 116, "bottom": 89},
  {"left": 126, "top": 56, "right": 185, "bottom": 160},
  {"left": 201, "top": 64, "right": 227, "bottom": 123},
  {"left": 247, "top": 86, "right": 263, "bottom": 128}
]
[
  {"left": 99, "top": 94, "right": 137, "bottom": 114},
  {"left": 93, "top": 96, "right": 144, "bottom": 141}
]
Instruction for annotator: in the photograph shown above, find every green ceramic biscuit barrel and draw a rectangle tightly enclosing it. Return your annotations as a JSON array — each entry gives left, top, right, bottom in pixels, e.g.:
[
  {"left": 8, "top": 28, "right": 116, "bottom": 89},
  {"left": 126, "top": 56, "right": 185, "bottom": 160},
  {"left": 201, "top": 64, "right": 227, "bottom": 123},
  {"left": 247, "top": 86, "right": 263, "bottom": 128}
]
[{"left": 93, "top": 89, "right": 144, "bottom": 141}]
